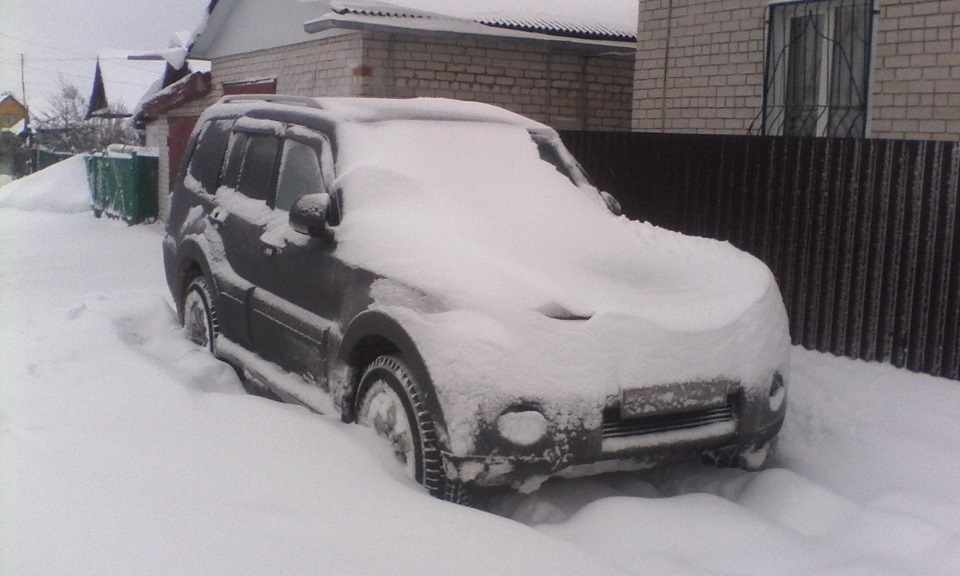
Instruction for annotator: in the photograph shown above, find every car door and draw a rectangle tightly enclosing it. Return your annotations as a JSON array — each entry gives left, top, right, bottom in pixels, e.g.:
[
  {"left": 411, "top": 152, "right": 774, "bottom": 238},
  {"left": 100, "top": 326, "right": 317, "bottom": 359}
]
[
  {"left": 246, "top": 128, "right": 350, "bottom": 387},
  {"left": 210, "top": 122, "right": 284, "bottom": 350},
  {"left": 172, "top": 117, "right": 255, "bottom": 349}
]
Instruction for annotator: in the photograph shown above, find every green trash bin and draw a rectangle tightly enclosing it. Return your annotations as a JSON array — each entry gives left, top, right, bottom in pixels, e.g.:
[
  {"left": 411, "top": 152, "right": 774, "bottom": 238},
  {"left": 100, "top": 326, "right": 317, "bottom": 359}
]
[{"left": 85, "top": 147, "right": 159, "bottom": 224}]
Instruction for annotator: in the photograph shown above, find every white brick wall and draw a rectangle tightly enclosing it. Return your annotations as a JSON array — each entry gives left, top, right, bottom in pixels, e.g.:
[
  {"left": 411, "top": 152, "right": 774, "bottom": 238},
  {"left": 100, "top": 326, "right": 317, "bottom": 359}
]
[
  {"left": 169, "top": 31, "right": 367, "bottom": 120},
  {"left": 360, "top": 31, "right": 633, "bottom": 131},
  {"left": 633, "top": 0, "right": 766, "bottom": 134},
  {"left": 870, "top": 0, "right": 960, "bottom": 140},
  {"left": 144, "top": 117, "right": 170, "bottom": 220},
  {"left": 633, "top": 0, "right": 960, "bottom": 140},
  {"left": 170, "top": 30, "right": 632, "bottom": 132}
]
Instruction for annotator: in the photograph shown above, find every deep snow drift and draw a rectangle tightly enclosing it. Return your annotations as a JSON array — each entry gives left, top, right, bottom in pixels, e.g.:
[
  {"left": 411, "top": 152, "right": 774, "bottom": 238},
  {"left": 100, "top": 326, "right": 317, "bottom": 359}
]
[{"left": 2, "top": 164, "right": 959, "bottom": 575}]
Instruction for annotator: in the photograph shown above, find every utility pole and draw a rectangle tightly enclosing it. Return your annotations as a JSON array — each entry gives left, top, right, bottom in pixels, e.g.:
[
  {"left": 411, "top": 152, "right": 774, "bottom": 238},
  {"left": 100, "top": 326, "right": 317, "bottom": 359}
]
[
  {"left": 20, "top": 53, "right": 36, "bottom": 173},
  {"left": 20, "top": 54, "right": 29, "bottom": 130}
]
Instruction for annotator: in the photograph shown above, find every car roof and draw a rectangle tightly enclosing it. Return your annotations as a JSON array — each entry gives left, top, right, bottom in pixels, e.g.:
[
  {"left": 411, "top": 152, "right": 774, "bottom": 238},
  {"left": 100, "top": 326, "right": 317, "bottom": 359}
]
[{"left": 209, "top": 95, "right": 550, "bottom": 131}]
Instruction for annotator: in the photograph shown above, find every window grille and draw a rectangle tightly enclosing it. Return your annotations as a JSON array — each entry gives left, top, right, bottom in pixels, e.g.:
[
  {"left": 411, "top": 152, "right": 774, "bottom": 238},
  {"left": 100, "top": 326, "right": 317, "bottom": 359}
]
[{"left": 763, "top": 0, "right": 873, "bottom": 138}]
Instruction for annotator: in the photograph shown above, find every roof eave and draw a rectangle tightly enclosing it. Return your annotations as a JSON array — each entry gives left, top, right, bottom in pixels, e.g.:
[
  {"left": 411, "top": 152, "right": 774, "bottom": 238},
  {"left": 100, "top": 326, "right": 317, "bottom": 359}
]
[{"left": 304, "top": 15, "right": 636, "bottom": 54}]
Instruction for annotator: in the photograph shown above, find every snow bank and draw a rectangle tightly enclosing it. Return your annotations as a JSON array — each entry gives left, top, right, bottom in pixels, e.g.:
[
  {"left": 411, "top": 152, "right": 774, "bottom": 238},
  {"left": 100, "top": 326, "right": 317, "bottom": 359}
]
[
  {"left": 4, "top": 153, "right": 960, "bottom": 576},
  {"left": 0, "top": 155, "right": 91, "bottom": 214},
  {"left": 0, "top": 209, "right": 628, "bottom": 576}
]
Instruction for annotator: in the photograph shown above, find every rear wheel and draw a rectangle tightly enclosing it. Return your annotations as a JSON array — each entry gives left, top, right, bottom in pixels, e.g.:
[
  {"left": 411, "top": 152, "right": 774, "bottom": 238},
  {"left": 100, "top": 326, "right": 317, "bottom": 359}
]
[
  {"left": 182, "top": 275, "right": 218, "bottom": 353},
  {"left": 355, "top": 355, "right": 470, "bottom": 505}
]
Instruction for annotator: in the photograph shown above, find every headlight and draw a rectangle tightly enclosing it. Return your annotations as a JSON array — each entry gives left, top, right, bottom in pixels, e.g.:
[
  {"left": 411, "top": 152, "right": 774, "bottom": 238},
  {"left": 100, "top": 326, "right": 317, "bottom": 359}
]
[
  {"left": 496, "top": 409, "right": 548, "bottom": 446},
  {"left": 768, "top": 372, "right": 786, "bottom": 411}
]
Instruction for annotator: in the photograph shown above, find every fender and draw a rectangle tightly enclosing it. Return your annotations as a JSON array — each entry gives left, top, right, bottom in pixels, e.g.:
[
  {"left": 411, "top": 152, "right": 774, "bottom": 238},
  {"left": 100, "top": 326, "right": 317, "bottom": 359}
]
[
  {"left": 164, "top": 235, "right": 216, "bottom": 315},
  {"left": 337, "top": 309, "right": 450, "bottom": 449},
  {"left": 167, "top": 237, "right": 220, "bottom": 305}
]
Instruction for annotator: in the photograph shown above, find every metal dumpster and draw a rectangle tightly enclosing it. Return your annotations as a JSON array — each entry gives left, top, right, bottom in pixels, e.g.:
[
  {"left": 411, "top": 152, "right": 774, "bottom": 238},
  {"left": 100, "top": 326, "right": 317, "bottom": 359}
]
[{"left": 85, "top": 145, "right": 159, "bottom": 224}]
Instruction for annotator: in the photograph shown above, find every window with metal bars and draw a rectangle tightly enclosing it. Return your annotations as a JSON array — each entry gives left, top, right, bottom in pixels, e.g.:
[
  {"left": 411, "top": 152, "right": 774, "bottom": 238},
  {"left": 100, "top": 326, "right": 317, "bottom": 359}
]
[{"left": 763, "top": 0, "right": 873, "bottom": 138}]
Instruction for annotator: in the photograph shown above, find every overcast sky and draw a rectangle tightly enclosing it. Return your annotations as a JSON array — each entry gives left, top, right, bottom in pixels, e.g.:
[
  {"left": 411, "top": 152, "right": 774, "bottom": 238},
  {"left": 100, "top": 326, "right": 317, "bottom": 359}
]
[{"left": 1, "top": 0, "right": 210, "bottom": 114}]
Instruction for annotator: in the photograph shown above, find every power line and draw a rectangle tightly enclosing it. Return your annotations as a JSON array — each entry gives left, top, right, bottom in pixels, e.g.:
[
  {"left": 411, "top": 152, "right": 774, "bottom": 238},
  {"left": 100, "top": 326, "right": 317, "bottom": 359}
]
[
  {"left": 0, "top": 32, "right": 165, "bottom": 72},
  {"left": 0, "top": 31, "right": 93, "bottom": 60},
  {"left": 23, "top": 64, "right": 155, "bottom": 88}
]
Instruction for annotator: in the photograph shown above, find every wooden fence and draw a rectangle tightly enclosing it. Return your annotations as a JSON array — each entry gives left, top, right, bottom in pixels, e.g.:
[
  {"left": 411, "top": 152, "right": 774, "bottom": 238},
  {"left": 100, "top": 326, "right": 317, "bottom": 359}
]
[{"left": 559, "top": 131, "right": 960, "bottom": 380}]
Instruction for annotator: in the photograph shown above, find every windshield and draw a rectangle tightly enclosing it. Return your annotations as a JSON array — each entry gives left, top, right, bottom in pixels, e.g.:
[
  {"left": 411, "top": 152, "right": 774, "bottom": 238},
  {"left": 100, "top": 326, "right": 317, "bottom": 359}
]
[{"left": 335, "top": 120, "right": 596, "bottom": 209}]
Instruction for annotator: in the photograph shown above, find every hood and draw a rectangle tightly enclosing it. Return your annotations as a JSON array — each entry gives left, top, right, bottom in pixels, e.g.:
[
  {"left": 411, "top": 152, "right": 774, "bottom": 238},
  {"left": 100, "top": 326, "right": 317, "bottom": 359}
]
[{"left": 331, "top": 119, "right": 775, "bottom": 332}]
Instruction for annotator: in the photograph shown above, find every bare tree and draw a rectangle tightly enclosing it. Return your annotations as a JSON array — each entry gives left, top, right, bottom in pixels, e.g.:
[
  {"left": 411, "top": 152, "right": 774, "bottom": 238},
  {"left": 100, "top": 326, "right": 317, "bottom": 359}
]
[{"left": 34, "top": 80, "right": 141, "bottom": 154}]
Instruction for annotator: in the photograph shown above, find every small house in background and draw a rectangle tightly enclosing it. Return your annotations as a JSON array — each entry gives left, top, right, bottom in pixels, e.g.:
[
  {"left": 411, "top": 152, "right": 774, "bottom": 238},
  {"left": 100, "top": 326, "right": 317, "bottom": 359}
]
[
  {"left": 633, "top": 0, "right": 960, "bottom": 140},
  {"left": 0, "top": 94, "right": 29, "bottom": 131},
  {"left": 139, "top": 0, "right": 639, "bottom": 220},
  {"left": 0, "top": 94, "right": 30, "bottom": 180}
]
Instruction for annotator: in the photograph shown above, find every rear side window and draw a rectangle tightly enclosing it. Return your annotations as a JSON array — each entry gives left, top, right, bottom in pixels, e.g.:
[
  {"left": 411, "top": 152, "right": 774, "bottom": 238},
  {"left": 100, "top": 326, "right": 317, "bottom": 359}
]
[
  {"left": 236, "top": 134, "right": 281, "bottom": 203},
  {"left": 186, "top": 120, "right": 232, "bottom": 193},
  {"left": 275, "top": 140, "right": 326, "bottom": 211},
  {"left": 219, "top": 132, "right": 248, "bottom": 191}
]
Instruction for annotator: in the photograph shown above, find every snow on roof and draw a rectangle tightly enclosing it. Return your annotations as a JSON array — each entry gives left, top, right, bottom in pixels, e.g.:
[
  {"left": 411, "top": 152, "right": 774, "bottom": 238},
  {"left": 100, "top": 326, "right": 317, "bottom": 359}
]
[
  {"left": 95, "top": 52, "right": 170, "bottom": 116},
  {"left": 94, "top": 51, "right": 211, "bottom": 117}
]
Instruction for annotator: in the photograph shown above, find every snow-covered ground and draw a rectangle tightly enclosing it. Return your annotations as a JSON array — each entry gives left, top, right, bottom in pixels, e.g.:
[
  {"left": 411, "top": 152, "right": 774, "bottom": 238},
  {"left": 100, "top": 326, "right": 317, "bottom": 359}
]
[{"left": 2, "top": 161, "right": 959, "bottom": 575}]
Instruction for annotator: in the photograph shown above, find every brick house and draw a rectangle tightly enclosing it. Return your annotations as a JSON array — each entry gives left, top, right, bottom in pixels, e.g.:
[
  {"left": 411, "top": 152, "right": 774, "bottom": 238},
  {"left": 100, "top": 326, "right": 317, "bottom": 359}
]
[
  {"left": 140, "top": 0, "right": 638, "bottom": 219},
  {"left": 633, "top": 0, "right": 960, "bottom": 140}
]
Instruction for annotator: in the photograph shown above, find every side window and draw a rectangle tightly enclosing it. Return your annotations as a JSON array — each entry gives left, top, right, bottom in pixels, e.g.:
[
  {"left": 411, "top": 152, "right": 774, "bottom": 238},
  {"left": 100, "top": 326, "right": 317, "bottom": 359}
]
[
  {"left": 236, "top": 134, "right": 281, "bottom": 203},
  {"left": 275, "top": 140, "right": 326, "bottom": 211},
  {"left": 186, "top": 119, "right": 232, "bottom": 193},
  {"left": 219, "top": 132, "right": 248, "bottom": 191},
  {"left": 535, "top": 138, "right": 576, "bottom": 183}
]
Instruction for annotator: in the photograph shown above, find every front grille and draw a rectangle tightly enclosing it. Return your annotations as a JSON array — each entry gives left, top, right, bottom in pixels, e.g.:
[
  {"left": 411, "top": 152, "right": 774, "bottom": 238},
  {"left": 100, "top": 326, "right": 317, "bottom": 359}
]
[{"left": 602, "top": 403, "right": 735, "bottom": 439}]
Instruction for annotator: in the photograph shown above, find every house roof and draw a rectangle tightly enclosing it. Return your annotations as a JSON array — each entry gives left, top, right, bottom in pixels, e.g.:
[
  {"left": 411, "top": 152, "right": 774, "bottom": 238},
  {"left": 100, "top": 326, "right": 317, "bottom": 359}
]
[
  {"left": 86, "top": 52, "right": 212, "bottom": 119},
  {"left": 330, "top": 1, "right": 637, "bottom": 42},
  {"left": 1, "top": 94, "right": 29, "bottom": 130},
  {"left": 189, "top": 0, "right": 637, "bottom": 59},
  {"left": 88, "top": 53, "right": 172, "bottom": 116}
]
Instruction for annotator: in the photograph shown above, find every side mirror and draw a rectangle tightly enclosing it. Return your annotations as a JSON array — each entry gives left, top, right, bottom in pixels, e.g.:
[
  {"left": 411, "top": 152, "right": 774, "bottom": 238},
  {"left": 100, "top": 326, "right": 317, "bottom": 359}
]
[
  {"left": 290, "top": 193, "right": 331, "bottom": 237},
  {"left": 600, "top": 191, "right": 622, "bottom": 216}
]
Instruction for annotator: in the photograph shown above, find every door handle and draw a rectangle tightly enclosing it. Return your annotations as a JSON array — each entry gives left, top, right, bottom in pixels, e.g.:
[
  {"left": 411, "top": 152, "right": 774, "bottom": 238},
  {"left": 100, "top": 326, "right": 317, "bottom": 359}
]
[
  {"left": 259, "top": 228, "right": 286, "bottom": 256},
  {"left": 208, "top": 207, "right": 227, "bottom": 227}
]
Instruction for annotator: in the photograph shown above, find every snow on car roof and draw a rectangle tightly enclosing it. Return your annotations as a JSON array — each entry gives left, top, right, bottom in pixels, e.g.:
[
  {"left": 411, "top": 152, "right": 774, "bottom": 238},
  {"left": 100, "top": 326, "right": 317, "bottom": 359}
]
[
  {"left": 213, "top": 95, "right": 551, "bottom": 130},
  {"left": 315, "top": 97, "right": 549, "bottom": 128}
]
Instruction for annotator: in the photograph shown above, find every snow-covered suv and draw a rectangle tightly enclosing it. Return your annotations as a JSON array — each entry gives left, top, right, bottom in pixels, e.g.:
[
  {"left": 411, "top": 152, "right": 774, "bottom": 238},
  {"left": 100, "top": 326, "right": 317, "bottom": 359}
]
[{"left": 163, "top": 95, "right": 790, "bottom": 502}]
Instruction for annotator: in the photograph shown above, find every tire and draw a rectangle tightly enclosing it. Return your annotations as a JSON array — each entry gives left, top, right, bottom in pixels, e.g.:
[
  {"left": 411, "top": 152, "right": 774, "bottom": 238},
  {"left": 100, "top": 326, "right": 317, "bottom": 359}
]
[
  {"left": 182, "top": 275, "right": 218, "bottom": 353},
  {"left": 355, "top": 355, "right": 470, "bottom": 505}
]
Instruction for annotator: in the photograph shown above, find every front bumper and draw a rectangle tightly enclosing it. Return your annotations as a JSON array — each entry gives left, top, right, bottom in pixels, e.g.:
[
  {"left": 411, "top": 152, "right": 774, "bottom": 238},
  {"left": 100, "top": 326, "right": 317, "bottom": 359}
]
[{"left": 444, "top": 377, "right": 787, "bottom": 489}]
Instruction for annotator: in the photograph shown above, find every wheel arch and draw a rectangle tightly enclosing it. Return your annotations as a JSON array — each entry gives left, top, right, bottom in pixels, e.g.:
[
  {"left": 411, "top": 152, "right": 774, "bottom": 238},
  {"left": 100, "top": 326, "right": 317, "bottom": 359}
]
[
  {"left": 338, "top": 310, "right": 448, "bottom": 445},
  {"left": 169, "top": 239, "right": 218, "bottom": 322}
]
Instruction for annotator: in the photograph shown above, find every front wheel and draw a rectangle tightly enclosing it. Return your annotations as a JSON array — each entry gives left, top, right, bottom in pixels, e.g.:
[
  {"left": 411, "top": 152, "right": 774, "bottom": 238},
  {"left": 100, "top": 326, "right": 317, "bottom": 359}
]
[
  {"left": 182, "top": 275, "right": 218, "bottom": 353},
  {"left": 355, "top": 355, "right": 470, "bottom": 504}
]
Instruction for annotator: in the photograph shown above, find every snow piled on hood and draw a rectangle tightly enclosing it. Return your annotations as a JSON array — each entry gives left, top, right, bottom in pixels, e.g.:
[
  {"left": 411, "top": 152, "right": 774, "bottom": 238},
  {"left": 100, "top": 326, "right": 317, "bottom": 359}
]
[
  {"left": 0, "top": 156, "right": 90, "bottom": 214},
  {"left": 333, "top": 120, "right": 772, "bottom": 331}
]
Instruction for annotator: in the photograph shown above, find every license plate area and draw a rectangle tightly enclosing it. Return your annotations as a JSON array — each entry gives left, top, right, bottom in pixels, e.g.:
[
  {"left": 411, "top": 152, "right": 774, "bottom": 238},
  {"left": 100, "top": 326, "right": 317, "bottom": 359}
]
[{"left": 620, "top": 379, "right": 737, "bottom": 419}]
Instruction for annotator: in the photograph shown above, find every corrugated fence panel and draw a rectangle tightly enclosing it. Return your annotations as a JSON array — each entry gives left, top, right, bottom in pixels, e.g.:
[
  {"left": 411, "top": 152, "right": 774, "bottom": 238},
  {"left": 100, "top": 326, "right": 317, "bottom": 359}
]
[{"left": 560, "top": 131, "right": 960, "bottom": 380}]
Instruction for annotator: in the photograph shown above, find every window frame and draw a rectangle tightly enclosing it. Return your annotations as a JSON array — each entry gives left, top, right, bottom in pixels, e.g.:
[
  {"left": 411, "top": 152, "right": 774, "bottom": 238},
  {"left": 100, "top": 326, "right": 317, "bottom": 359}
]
[
  {"left": 762, "top": 0, "right": 874, "bottom": 138},
  {"left": 273, "top": 129, "right": 335, "bottom": 212}
]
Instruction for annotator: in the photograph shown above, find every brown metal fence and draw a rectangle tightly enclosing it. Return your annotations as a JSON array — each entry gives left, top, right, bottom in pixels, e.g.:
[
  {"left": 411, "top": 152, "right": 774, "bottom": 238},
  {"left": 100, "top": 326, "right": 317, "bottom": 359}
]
[{"left": 559, "top": 131, "right": 960, "bottom": 380}]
